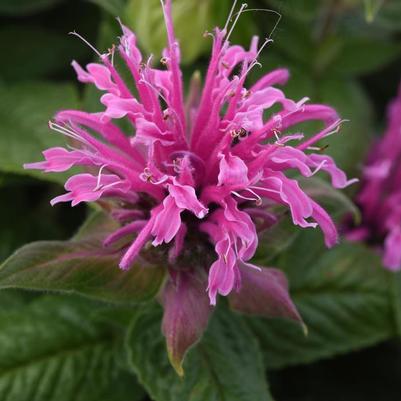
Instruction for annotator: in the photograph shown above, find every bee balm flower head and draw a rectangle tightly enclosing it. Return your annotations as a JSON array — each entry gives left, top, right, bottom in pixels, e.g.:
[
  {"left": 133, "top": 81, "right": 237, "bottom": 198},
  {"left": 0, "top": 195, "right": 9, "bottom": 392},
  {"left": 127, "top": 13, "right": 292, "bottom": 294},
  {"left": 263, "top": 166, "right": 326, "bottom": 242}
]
[{"left": 25, "top": 0, "right": 355, "bottom": 374}]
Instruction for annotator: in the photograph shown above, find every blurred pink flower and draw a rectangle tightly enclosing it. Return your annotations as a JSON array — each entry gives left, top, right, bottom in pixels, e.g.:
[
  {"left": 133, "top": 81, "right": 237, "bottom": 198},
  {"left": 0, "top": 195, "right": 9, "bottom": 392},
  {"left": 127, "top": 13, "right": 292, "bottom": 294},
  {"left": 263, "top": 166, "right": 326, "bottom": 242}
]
[{"left": 348, "top": 84, "right": 401, "bottom": 271}]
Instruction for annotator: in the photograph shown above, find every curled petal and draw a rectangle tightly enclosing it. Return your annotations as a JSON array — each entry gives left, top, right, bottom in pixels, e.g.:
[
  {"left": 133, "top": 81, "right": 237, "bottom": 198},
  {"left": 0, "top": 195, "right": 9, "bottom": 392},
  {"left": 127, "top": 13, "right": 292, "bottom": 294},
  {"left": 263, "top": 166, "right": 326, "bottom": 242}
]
[
  {"left": 72, "top": 61, "right": 120, "bottom": 95},
  {"left": 218, "top": 153, "right": 249, "bottom": 190},
  {"left": 308, "top": 154, "right": 358, "bottom": 188},
  {"left": 152, "top": 196, "right": 183, "bottom": 246},
  {"left": 168, "top": 182, "right": 208, "bottom": 218},
  {"left": 24, "top": 147, "right": 91, "bottom": 172},
  {"left": 51, "top": 173, "right": 130, "bottom": 207},
  {"left": 207, "top": 238, "right": 239, "bottom": 305},
  {"left": 311, "top": 200, "right": 338, "bottom": 247},
  {"left": 101, "top": 93, "right": 145, "bottom": 120}
]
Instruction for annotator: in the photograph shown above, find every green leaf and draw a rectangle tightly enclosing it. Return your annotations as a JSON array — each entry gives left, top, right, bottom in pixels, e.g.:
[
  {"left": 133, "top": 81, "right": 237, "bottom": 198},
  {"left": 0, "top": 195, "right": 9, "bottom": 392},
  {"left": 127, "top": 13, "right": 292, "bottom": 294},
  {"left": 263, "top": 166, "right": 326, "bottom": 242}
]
[
  {"left": 254, "top": 216, "right": 300, "bottom": 265},
  {"left": 390, "top": 272, "right": 401, "bottom": 336},
  {"left": 0, "top": 26, "right": 88, "bottom": 81},
  {"left": 0, "top": 295, "right": 144, "bottom": 401},
  {"left": 125, "top": 0, "right": 211, "bottom": 64},
  {"left": 0, "top": 212, "right": 165, "bottom": 303},
  {"left": 265, "top": 0, "right": 321, "bottom": 22},
  {"left": 127, "top": 304, "right": 274, "bottom": 401},
  {"left": 364, "top": 0, "right": 385, "bottom": 22},
  {"left": 325, "top": 37, "right": 401, "bottom": 76},
  {"left": 318, "top": 78, "right": 374, "bottom": 176},
  {"left": 367, "top": 0, "right": 401, "bottom": 30},
  {"left": 0, "top": 0, "right": 64, "bottom": 16},
  {"left": 248, "top": 231, "right": 396, "bottom": 370},
  {"left": 88, "top": 0, "right": 127, "bottom": 15},
  {"left": 0, "top": 81, "right": 79, "bottom": 184},
  {"left": 124, "top": 0, "right": 254, "bottom": 64}
]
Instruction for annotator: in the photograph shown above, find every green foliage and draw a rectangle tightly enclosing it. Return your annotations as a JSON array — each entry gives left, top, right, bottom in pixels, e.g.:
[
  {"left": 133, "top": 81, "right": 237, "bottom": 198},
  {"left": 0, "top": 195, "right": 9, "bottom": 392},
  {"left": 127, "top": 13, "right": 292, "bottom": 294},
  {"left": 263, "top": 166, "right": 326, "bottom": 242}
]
[
  {"left": 250, "top": 231, "right": 397, "bottom": 370},
  {"left": 125, "top": 0, "right": 215, "bottom": 64},
  {"left": 124, "top": 0, "right": 254, "bottom": 63},
  {"left": 0, "top": 212, "right": 165, "bottom": 303},
  {"left": 1, "top": 0, "right": 401, "bottom": 399},
  {"left": 126, "top": 304, "right": 273, "bottom": 401},
  {"left": 0, "top": 294, "right": 144, "bottom": 401},
  {"left": 0, "top": 0, "right": 64, "bottom": 16},
  {"left": 0, "top": 26, "right": 88, "bottom": 81},
  {"left": 0, "top": 82, "right": 79, "bottom": 184},
  {"left": 324, "top": 37, "right": 401, "bottom": 76}
]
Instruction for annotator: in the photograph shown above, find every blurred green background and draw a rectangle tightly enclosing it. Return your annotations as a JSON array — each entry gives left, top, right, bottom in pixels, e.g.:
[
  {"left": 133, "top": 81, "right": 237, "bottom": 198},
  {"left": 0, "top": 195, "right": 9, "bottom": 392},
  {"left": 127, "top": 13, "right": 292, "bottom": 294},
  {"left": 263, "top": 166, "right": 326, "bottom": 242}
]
[{"left": 1, "top": 0, "right": 401, "bottom": 400}]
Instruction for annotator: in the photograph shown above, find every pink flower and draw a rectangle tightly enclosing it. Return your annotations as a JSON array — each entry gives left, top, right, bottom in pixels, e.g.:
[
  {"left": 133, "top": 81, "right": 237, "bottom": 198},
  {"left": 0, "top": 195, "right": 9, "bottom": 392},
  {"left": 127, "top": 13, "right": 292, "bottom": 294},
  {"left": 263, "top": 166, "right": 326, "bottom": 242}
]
[
  {"left": 25, "top": 1, "right": 354, "bottom": 373},
  {"left": 348, "top": 84, "right": 401, "bottom": 271}
]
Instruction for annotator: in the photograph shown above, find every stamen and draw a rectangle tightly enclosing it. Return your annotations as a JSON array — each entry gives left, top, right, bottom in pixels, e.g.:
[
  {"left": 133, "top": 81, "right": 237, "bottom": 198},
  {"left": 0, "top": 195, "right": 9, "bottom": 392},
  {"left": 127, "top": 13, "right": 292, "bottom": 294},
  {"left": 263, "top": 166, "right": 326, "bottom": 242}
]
[
  {"left": 139, "top": 167, "right": 168, "bottom": 185},
  {"left": 242, "top": 89, "right": 251, "bottom": 99},
  {"left": 229, "top": 127, "right": 248, "bottom": 139},
  {"left": 107, "top": 44, "right": 116, "bottom": 66},
  {"left": 243, "top": 37, "right": 273, "bottom": 76},
  {"left": 231, "top": 188, "right": 262, "bottom": 206},
  {"left": 223, "top": 0, "right": 239, "bottom": 33},
  {"left": 250, "top": 185, "right": 281, "bottom": 196},
  {"left": 94, "top": 164, "right": 108, "bottom": 191},
  {"left": 69, "top": 31, "right": 103, "bottom": 58},
  {"left": 297, "top": 119, "right": 348, "bottom": 151},
  {"left": 236, "top": 8, "right": 282, "bottom": 40},
  {"left": 307, "top": 145, "right": 329, "bottom": 152},
  {"left": 225, "top": 3, "right": 248, "bottom": 43},
  {"left": 310, "top": 160, "right": 327, "bottom": 176},
  {"left": 245, "top": 188, "right": 263, "bottom": 206},
  {"left": 223, "top": 234, "right": 232, "bottom": 263},
  {"left": 273, "top": 129, "right": 281, "bottom": 142},
  {"left": 140, "top": 167, "right": 153, "bottom": 183},
  {"left": 203, "top": 30, "right": 214, "bottom": 39},
  {"left": 48, "top": 121, "right": 90, "bottom": 147}
]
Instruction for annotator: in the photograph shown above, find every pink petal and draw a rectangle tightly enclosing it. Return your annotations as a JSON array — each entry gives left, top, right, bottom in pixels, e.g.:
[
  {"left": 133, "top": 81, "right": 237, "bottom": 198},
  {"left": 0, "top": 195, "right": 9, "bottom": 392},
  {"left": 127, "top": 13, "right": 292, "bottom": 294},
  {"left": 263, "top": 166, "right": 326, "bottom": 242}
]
[
  {"left": 218, "top": 153, "right": 249, "bottom": 190},
  {"left": 151, "top": 196, "right": 183, "bottom": 245},
  {"left": 168, "top": 182, "right": 208, "bottom": 218},
  {"left": 383, "top": 226, "right": 401, "bottom": 271}
]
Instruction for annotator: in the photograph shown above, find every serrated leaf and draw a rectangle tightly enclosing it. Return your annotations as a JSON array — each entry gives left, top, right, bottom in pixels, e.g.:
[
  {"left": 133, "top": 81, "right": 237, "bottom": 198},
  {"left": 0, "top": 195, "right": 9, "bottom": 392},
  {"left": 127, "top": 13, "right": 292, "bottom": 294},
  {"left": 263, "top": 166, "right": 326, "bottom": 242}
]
[
  {"left": 0, "top": 82, "right": 79, "bottom": 184},
  {"left": 126, "top": 304, "right": 274, "bottom": 401},
  {"left": 248, "top": 230, "right": 396, "bottom": 370},
  {"left": 0, "top": 212, "right": 165, "bottom": 303},
  {"left": 0, "top": 295, "right": 144, "bottom": 401}
]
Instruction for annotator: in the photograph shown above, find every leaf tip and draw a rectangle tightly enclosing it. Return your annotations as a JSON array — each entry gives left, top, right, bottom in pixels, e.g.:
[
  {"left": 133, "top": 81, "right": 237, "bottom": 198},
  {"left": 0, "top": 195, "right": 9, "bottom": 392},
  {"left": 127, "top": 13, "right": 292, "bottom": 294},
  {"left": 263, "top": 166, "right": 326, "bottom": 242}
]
[
  {"left": 302, "top": 323, "right": 309, "bottom": 337},
  {"left": 167, "top": 348, "right": 185, "bottom": 377}
]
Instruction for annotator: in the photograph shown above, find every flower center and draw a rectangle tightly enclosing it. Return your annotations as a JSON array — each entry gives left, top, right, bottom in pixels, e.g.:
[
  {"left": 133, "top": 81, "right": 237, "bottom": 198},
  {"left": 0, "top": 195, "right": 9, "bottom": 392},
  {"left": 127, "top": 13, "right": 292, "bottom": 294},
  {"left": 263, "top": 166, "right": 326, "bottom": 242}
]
[{"left": 168, "top": 151, "right": 206, "bottom": 185}]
